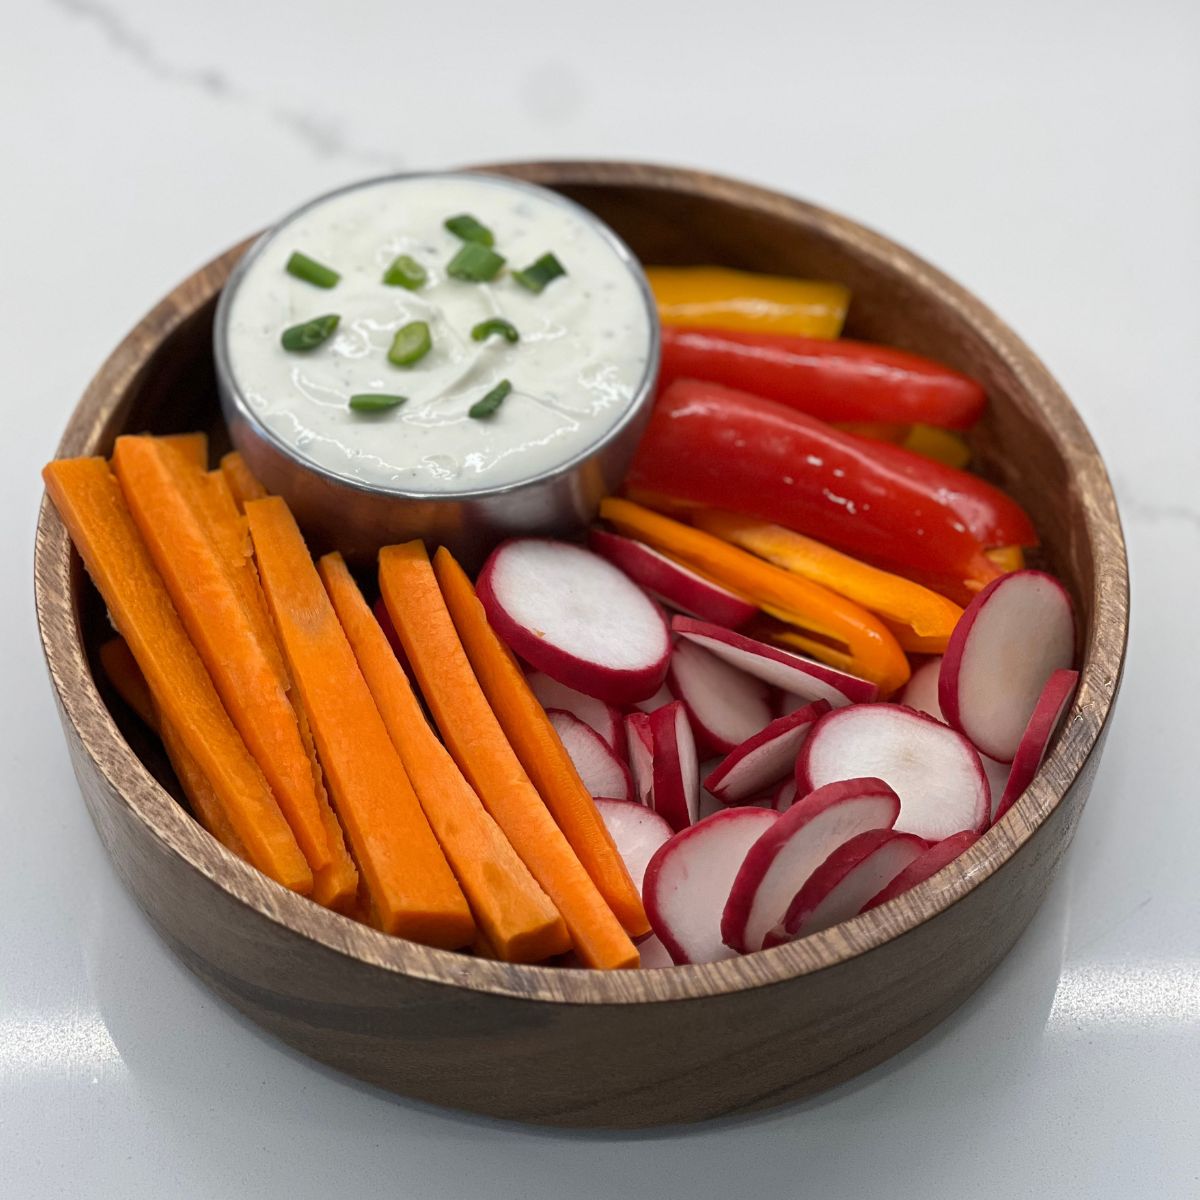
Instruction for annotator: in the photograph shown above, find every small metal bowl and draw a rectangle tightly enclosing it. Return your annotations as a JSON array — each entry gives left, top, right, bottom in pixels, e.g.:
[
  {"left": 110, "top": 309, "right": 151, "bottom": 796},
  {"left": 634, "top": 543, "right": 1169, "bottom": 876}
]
[{"left": 213, "top": 171, "right": 661, "bottom": 567}]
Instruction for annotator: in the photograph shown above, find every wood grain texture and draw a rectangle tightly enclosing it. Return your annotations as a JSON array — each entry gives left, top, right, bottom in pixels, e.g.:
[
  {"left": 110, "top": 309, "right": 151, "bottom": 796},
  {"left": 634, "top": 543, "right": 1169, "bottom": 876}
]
[{"left": 34, "top": 161, "right": 1128, "bottom": 1127}]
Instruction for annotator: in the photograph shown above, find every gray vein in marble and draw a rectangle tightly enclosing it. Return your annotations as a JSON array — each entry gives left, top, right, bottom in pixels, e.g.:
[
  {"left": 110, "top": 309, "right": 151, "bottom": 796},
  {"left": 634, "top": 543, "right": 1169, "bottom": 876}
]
[{"left": 49, "top": 0, "right": 396, "bottom": 167}]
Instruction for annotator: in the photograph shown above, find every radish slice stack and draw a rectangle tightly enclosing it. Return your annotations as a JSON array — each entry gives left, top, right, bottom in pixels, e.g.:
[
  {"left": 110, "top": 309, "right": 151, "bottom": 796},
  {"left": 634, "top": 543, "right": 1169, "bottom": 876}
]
[
  {"left": 593, "top": 798, "right": 673, "bottom": 894},
  {"left": 703, "top": 701, "right": 829, "bottom": 804},
  {"left": 625, "top": 713, "right": 655, "bottom": 805},
  {"left": 527, "top": 671, "right": 625, "bottom": 754},
  {"left": 649, "top": 701, "right": 700, "bottom": 831},
  {"left": 546, "top": 709, "right": 633, "bottom": 802},
  {"left": 863, "top": 830, "right": 983, "bottom": 910},
  {"left": 668, "top": 638, "right": 774, "bottom": 755}
]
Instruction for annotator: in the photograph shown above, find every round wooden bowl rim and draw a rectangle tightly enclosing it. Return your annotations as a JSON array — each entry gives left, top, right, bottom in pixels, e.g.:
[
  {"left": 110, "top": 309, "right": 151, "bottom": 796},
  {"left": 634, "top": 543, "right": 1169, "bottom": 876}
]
[{"left": 35, "top": 160, "right": 1128, "bottom": 1006}]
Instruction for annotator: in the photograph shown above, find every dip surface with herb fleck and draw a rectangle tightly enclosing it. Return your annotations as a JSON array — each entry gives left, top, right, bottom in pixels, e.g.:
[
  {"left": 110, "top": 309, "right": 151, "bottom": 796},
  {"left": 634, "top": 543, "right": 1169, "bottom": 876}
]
[{"left": 224, "top": 173, "right": 655, "bottom": 493}]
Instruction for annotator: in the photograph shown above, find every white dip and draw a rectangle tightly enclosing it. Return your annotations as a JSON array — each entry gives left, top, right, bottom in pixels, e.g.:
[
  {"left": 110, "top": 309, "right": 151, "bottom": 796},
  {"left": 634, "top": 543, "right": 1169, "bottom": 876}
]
[{"left": 223, "top": 173, "right": 655, "bottom": 493}]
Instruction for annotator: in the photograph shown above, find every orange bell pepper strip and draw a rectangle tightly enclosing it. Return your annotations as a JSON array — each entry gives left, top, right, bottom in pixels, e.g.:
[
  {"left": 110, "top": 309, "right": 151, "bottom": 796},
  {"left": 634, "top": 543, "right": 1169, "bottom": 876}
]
[
  {"left": 646, "top": 267, "right": 850, "bottom": 339},
  {"left": 599, "top": 498, "right": 910, "bottom": 694},
  {"left": 690, "top": 509, "right": 963, "bottom": 644}
]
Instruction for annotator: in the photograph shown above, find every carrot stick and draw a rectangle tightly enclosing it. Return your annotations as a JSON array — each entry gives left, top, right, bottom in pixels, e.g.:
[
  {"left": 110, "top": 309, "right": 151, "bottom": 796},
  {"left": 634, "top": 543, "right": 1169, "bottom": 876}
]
[
  {"left": 600, "top": 498, "right": 911, "bottom": 693},
  {"left": 319, "top": 552, "right": 569, "bottom": 961},
  {"left": 220, "top": 451, "right": 267, "bottom": 512},
  {"left": 159, "top": 432, "right": 208, "bottom": 470},
  {"left": 98, "top": 635, "right": 156, "bottom": 728},
  {"left": 43, "top": 458, "right": 311, "bottom": 892},
  {"left": 379, "top": 541, "right": 639, "bottom": 970},
  {"left": 112, "top": 436, "right": 332, "bottom": 873},
  {"left": 434, "top": 547, "right": 650, "bottom": 938},
  {"left": 246, "top": 498, "right": 474, "bottom": 947}
]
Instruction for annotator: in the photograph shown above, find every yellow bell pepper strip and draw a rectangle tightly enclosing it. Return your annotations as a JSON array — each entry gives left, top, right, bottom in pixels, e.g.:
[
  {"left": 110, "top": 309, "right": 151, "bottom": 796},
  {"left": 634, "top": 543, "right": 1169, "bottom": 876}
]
[
  {"left": 879, "top": 619, "right": 953, "bottom": 655},
  {"left": 599, "top": 498, "right": 910, "bottom": 693},
  {"left": 691, "top": 509, "right": 964, "bottom": 643},
  {"left": 985, "top": 544, "right": 1026, "bottom": 573},
  {"left": 646, "top": 267, "right": 850, "bottom": 339},
  {"left": 902, "top": 423, "right": 972, "bottom": 469}
]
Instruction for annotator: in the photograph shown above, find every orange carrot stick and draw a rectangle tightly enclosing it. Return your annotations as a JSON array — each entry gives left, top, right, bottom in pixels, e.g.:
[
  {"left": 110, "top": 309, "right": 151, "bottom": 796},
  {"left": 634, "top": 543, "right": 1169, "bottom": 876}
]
[
  {"left": 220, "top": 451, "right": 267, "bottom": 512},
  {"left": 379, "top": 541, "right": 639, "bottom": 970},
  {"left": 319, "top": 552, "right": 569, "bottom": 961},
  {"left": 434, "top": 547, "right": 650, "bottom": 938},
  {"left": 112, "top": 436, "right": 332, "bottom": 872},
  {"left": 246, "top": 498, "right": 473, "bottom": 947},
  {"left": 99, "top": 637, "right": 249, "bottom": 859},
  {"left": 159, "top": 432, "right": 208, "bottom": 470},
  {"left": 43, "top": 457, "right": 310, "bottom": 892}
]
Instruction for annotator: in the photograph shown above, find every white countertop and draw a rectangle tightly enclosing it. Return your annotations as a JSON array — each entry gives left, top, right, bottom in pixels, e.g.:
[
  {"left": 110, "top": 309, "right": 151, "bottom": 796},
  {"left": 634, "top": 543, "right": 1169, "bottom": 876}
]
[{"left": 4, "top": 2, "right": 1197, "bottom": 1195}]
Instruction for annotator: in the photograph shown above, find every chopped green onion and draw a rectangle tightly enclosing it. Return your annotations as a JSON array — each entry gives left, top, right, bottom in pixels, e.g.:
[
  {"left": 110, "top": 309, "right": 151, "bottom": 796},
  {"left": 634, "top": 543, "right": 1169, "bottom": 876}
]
[
  {"left": 280, "top": 313, "right": 340, "bottom": 352},
  {"left": 468, "top": 378, "right": 512, "bottom": 419},
  {"left": 382, "top": 254, "right": 427, "bottom": 290},
  {"left": 447, "top": 242, "right": 506, "bottom": 282},
  {"left": 471, "top": 317, "right": 520, "bottom": 344},
  {"left": 387, "top": 320, "right": 433, "bottom": 366},
  {"left": 444, "top": 213, "right": 494, "bottom": 246},
  {"left": 286, "top": 251, "right": 340, "bottom": 289},
  {"left": 349, "top": 392, "right": 408, "bottom": 413},
  {"left": 512, "top": 252, "right": 567, "bottom": 294}
]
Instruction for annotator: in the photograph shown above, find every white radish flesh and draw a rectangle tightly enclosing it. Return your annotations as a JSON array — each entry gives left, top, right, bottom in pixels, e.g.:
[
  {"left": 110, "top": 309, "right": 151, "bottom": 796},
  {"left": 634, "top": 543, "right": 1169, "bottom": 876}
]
[
  {"left": 478, "top": 538, "right": 671, "bottom": 705},
  {"left": 938, "top": 570, "right": 1075, "bottom": 762},
  {"left": 862, "top": 830, "right": 982, "bottom": 910},
  {"left": 799, "top": 704, "right": 989, "bottom": 841},
  {"left": 644, "top": 808, "right": 780, "bottom": 964},
  {"left": 546, "top": 709, "right": 633, "bottom": 801},
  {"left": 667, "top": 637, "right": 774, "bottom": 755},
  {"left": 769, "top": 778, "right": 798, "bottom": 812},
  {"left": 993, "top": 668, "right": 1079, "bottom": 822},
  {"left": 588, "top": 529, "right": 758, "bottom": 628},
  {"left": 632, "top": 680, "right": 675, "bottom": 714},
  {"left": 527, "top": 671, "right": 625, "bottom": 754},
  {"left": 900, "top": 657, "right": 943, "bottom": 720},
  {"left": 593, "top": 798, "right": 673, "bottom": 895},
  {"left": 704, "top": 700, "right": 830, "bottom": 804},
  {"left": 625, "top": 712, "right": 655, "bottom": 805},
  {"left": 650, "top": 701, "right": 700, "bottom": 831},
  {"left": 634, "top": 934, "right": 676, "bottom": 969},
  {"left": 673, "top": 616, "right": 877, "bottom": 708},
  {"left": 982, "top": 754, "right": 1011, "bottom": 821},
  {"left": 722, "top": 778, "right": 901, "bottom": 953}
]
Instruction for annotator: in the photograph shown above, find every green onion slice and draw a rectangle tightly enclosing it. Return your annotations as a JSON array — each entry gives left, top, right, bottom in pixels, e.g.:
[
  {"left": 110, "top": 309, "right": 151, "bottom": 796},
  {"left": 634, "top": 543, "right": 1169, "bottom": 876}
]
[
  {"left": 280, "top": 314, "right": 340, "bottom": 352},
  {"left": 382, "top": 254, "right": 427, "bottom": 290},
  {"left": 387, "top": 320, "right": 433, "bottom": 367},
  {"left": 349, "top": 393, "right": 407, "bottom": 413},
  {"left": 512, "top": 252, "right": 566, "bottom": 293},
  {"left": 285, "top": 251, "right": 340, "bottom": 289},
  {"left": 447, "top": 242, "right": 506, "bottom": 282},
  {"left": 471, "top": 317, "right": 519, "bottom": 344},
  {"left": 444, "top": 213, "right": 494, "bottom": 246},
  {"left": 468, "top": 379, "right": 512, "bottom": 419}
]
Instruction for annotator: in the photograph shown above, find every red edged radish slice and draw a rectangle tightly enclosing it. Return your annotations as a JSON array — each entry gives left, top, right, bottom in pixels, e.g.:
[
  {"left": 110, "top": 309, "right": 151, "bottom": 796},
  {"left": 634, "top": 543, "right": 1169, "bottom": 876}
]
[
  {"left": 635, "top": 933, "right": 676, "bottom": 968},
  {"left": 722, "top": 777, "right": 901, "bottom": 953},
  {"left": 593, "top": 797, "right": 673, "bottom": 894},
  {"left": 478, "top": 538, "right": 671, "bottom": 704},
  {"left": 900, "top": 657, "right": 943, "bottom": 720},
  {"left": 527, "top": 671, "right": 624, "bottom": 755},
  {"left": 668, "top": 638, "right": 774, "bottom": 755},
  {"left": 625, "top": 712, "right": 655, "bottom": 805},
  {"left": 768, "top": 777, "right": 798, "bottom": 812},
  {"left": 768, "top": 829, "right": 928, "bottom": 943},
  {"left": 704, "top": 700, "right": 830, "bottom": 804},
  {"left": 993, "top": 668, "right": 1079, "bottom": 822},
  {"left": 633, "top": 680, "right": 675, "bottom": 714},
  {"left": 939, "top": 570, "right": 1075, "bottom": 762},
  {"left": 862, "top": 830, "right": 982, "bottom": 910},
  {"left": 982, "top": 754, "right": 1011, "bottom": 820},
  {"left": 799, "top": 705, "right": 989, "bottom": 841},
  {"left": 673, "top": 617, "right": 877, "bottom": 708},
  {"left": 644, "top": 808, "right": 780, "bottom": 964},
  {"left": 650, "top": 701, "right": 700, "bottom": 831},
  {"left": 546, "top": 709, "right": 633, "bottom": 801},
  {"left": 588, "top": 528, "right": 757, "bottom": 628}
]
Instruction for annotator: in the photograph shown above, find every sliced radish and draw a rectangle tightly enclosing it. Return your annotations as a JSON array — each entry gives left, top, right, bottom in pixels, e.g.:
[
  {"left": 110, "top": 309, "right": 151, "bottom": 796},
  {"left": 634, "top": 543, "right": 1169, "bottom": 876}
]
[
  {"left": 939, "top": 570, "right": 1075, "bottom": 762},
  {"left": 992, "top": 668, "right": 1079, "bottom": 822},
  {"left": 625, "top": 712, "right": 655, "bottom": 805},
  {"left": 635, "top": 934, "right": 676, "bottom": 969},
  {"left": 768, "top": 777, "right": 798, "bottom": 811},
  {"left": 722, "top": 778, "right": 901, "bottom": 953},
  {"left": 982, "top": 754, "right": 1011, "bottom": 820},
  {"left": 767, "top": 829, "right": 928, "bottom": 944},
  {"left": 673, "top": 617, "right": 877, "bottom": 708},
  {"left": 667, "top": 637, "right": 774, "bottom": 755},
  {"left": 632, "top": 680, "right": 675, "bottom": 714},
  {"left": 478, "top": 538, "right": 671, "bottom": 705},
  {"left": 862, "top": 830, "right": 982, "bottom": 910},
  {"left": 650, "top": 701, "right": 700, "bottom": 831},
  {"left": 593, "top": 797, "right": 673, "bottom": 894},
  {"left": 527, "top": 670, "right": 624, "bottom": 755},
  {"left": 704, "top": 700, "right": 830, "bottom": 804},
  {"left": 588, "top": 528, "right": 758, "bottom": 628},
  {"left": 546, "top": 709, "right": 633, "bottom": 801},
  {"left": 644, "top": 808, "right": 780, "bottom": 964},
  {"left": 799, "top": 705, "right": 989, "bottom": 841},
  {"left": 900, "top": 657, "right": 943, "bottom": 720}
]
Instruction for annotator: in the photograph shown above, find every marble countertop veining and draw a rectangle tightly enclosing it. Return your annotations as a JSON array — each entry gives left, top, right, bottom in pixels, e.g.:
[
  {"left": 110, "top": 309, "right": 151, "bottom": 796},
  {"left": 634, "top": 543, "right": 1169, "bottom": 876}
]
[{"left": 3, "top": 1, "right": 1198, "bottom": 1197}]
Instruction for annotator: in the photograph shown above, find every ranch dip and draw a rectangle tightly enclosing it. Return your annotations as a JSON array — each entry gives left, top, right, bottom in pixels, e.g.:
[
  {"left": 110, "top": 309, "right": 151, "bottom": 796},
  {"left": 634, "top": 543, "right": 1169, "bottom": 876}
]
[{"left": 221, "top": 173, "right": 656, "bottom": 494}]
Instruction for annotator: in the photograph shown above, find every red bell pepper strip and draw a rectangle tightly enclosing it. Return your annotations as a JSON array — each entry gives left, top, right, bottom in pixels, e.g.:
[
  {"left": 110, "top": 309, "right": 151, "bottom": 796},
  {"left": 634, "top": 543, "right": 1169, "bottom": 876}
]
[
  {"left": 626, "top": 380, "right": 1036, "bottom": 585},
  {"left": 658, "top": 327, "right": 986, "bottom": 431}
]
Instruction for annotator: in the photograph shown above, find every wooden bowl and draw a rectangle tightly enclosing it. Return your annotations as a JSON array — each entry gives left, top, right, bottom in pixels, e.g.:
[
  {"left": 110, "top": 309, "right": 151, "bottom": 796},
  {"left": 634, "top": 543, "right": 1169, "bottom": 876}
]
[{"left": 35, "top": 161, "right": 1128, "bottom": 1128}]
